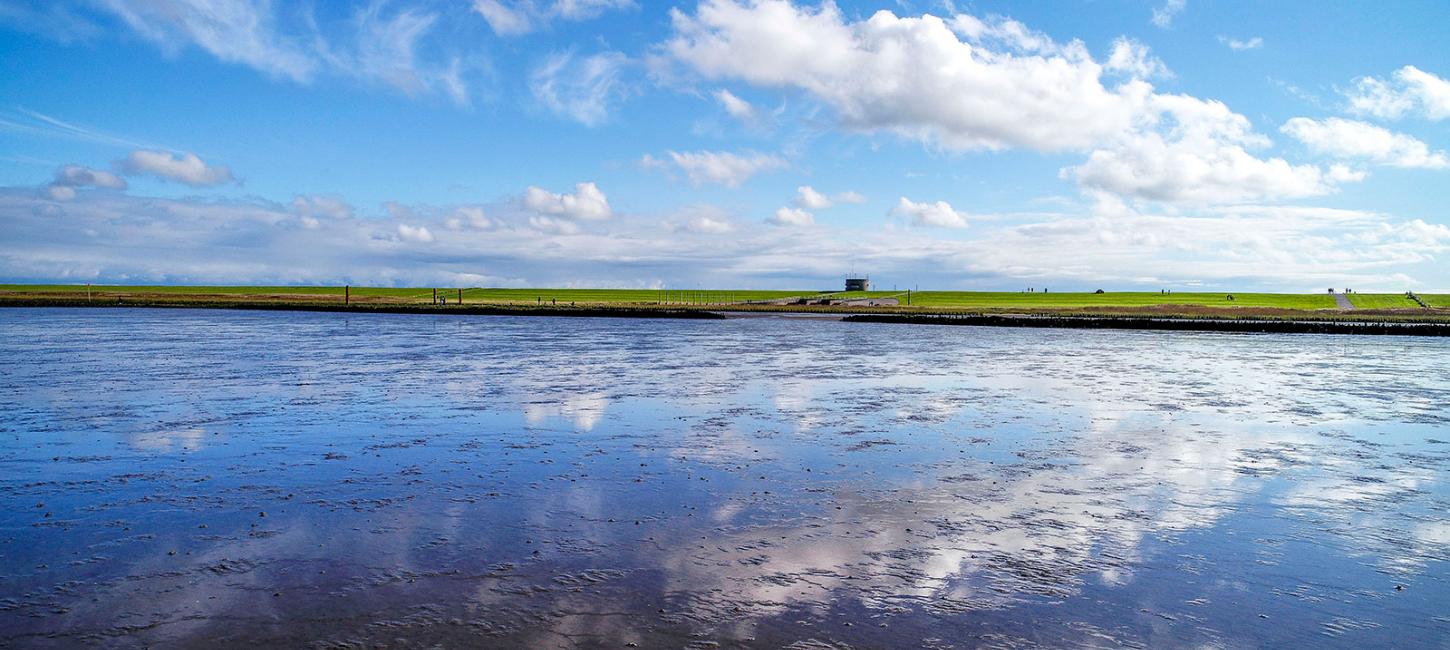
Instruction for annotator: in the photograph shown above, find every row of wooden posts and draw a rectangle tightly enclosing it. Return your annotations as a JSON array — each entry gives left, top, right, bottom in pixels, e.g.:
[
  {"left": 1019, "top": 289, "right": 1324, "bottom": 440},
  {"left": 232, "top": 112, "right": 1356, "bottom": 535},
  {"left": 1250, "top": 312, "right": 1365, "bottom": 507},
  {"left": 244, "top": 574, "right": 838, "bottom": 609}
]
[{"left": 341, "top": 286, "right": 462, "bottom": 306}]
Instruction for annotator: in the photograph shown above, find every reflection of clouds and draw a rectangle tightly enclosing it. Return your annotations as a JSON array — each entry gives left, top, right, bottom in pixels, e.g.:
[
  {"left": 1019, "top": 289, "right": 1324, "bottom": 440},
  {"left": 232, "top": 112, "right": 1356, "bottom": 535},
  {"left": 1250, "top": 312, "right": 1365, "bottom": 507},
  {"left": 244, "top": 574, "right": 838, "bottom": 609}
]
[
  {"left": 129, "top": 427, "right": 205, "bottom": 452},
  {"left": 658, "top": 412, "right": 1282, "bottom": 626},
  {"left": 1278, "top": 459, "right": 1449, "bottom": 571},
  {"left": 523, "top": 393, "right": 608, "bottom": 431},
  {"left": 771, "top": 382, "right": 824, "bottom": 430},
  {"left": 8, "top": 312, "right": 1450, "bottom": 647}
]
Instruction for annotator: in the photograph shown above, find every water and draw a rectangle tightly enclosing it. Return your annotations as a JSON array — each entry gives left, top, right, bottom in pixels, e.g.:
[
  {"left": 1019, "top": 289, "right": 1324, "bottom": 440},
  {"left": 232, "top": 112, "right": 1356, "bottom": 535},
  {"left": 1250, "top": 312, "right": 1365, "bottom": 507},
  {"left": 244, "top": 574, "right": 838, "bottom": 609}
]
[{"left": 1, "top": 308, "right": 1447, "bottom": 648}]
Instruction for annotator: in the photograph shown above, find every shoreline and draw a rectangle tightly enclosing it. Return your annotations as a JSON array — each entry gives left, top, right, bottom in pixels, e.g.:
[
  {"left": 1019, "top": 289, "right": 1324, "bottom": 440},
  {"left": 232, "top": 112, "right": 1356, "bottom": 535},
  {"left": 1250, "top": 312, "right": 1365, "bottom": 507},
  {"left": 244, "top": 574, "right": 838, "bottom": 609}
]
[
  {"left": 842, "top": 313, "right": 1450, "bottom": 337},
  {"left": 4, "top": 296, "right": 1450, "bottom": 335},
  {"left": 0, "top": 297, "right": 726, "bottom": 320}
]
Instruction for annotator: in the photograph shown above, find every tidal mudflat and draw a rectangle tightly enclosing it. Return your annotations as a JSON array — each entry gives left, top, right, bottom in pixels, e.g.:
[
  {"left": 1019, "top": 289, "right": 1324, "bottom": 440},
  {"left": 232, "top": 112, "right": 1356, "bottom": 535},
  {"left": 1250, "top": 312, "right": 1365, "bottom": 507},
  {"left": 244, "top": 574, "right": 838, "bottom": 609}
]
[{"left": 1, "top": 308, "right": 1447, "bottom": 648}]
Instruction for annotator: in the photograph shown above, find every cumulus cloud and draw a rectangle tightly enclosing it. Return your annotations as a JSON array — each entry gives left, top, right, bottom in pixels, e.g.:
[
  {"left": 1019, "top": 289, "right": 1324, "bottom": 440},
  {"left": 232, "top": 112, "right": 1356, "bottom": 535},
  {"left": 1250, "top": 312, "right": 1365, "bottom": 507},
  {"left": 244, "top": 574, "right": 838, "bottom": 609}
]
[
  {"left": 1105, "top": 37, "right": 1171, "bottom": 79},
  {"left": 396, "top": 223, "right": 434, "bottom": 243},
  {"left": 1151, "top": 0, "right": 1186, "bottom": 28},
  {"left": 1218, "top": 35, "right": 1263, "bottom": 51},
  {"left": 473, "top": 0, "right": 634, "bottom": 36},
  {"left": 45, "top": 164, "right": 127, "bottom": 201},
  {"left": 1281, "top": 117, "right": 1448, "bottom": 169},
  {"left": 793, "top": 186, "right": 831, "bottom": 209},
  {"left": 290, "top": 195, "right": 353, "bottom": 229},
  {"left": 530, "top": 50, "right": 631, "bottom": 126},
  {"left": 768, "top": 206, "right": 814, "bottom": 227},
  {"left": 1067, "top": 94, "right": 1359, "bottom": 203},
  {"left": 662, "top": 1, "right": 1151, "bottom": 153},
  {"left": 444, "top": 206, "right": 495, "bottom": 230},
  {"left": 891, "top": 197, "right": 971, "bottom": 229},
  {"left": 119, "top": 150, "right": 233, "bottom": 186},
  {"left": 660, "top": 2, "right": 1351, "bottom": 207},
  {"left": 641, "top": 149, "right": 786, "bottom": 187},
  {"left": 713, "top": 88, "right": 755, "bottom": 121},
  {"left": 674, "top": 212, "right": 735, "bottom": 234},
  {"left": 1344, "top": 65, "right": 1450, "bottom": 121},
  {"left": 522, "top": 182, "right": 612, "bottom": 220},
  {"left": 51, "top": 164, "right": 127, "bottom": 190}
]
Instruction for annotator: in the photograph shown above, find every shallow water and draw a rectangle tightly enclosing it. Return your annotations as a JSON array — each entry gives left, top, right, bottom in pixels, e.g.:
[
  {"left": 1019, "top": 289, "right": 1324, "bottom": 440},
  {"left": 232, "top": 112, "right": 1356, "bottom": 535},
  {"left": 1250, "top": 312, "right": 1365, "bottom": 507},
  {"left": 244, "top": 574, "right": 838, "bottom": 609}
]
[{"left": 1, "top": 308, "right": 1447, "bottom": 648}]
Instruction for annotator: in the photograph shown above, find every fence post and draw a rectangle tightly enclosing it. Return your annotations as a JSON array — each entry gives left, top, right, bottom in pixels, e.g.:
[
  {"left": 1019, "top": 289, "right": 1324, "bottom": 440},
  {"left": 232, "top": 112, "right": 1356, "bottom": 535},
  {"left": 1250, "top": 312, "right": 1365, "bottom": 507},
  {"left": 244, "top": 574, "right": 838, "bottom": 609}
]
[{"left": 345, "top": 285, "right": 350, "bottom": 305}]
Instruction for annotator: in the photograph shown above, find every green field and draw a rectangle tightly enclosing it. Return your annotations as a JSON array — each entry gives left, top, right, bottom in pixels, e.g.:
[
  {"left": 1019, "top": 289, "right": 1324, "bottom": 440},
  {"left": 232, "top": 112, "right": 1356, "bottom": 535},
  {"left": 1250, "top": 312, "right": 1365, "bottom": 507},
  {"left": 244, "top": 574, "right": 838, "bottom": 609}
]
[
  {"left": 464, "top": 288, "right": 805, "bottom": 304},
  {"left": 1, "top": 284, "right": 426, "bottom": 298},
  {"left": 4, "top": 285, "right": 1441, "bottom": 313},
  {"left": 902, "top": 291, "right": 1337, "bottom": 310},
  {"left": 1347, "top": 293, "right": 1422, "bottom": 309},
  {"left": 0, "top": 285, "right": 811, "bottom": 304},
  {"left": 1422, "top": 294, "right": 1450, "bottom": 308}
]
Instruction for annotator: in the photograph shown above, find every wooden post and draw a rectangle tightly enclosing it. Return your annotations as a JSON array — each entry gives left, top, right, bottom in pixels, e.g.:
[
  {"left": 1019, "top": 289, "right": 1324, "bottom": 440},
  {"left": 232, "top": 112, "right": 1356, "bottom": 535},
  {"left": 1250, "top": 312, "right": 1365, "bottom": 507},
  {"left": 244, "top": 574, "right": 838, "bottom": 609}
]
[
  {"left": 432, "top": 288, "right": 437, "bottom": 304},
  {"left": 87, "top": 283, "right": 92, "bottom": 302},
  {"left": 345, "top": 285, "right": 350, "bottom": 305},
  {"left": 457, "top": 288, "right": 462, "bottom": 304}
]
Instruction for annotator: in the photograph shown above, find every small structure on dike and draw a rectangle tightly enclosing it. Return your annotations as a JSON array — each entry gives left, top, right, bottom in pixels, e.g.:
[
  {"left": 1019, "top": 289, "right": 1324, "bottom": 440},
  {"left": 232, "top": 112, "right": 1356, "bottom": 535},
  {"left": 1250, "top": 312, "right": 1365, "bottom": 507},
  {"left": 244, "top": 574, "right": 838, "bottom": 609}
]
[{"left": 845, "top": 277, "right": 870, "bottom": 292}]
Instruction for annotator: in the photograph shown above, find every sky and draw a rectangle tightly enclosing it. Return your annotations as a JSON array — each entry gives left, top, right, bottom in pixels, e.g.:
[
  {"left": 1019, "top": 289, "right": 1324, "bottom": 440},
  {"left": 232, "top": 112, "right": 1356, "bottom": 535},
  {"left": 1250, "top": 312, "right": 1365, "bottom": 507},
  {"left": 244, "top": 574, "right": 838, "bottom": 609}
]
[{"left": 1, "top": 0, "right": 1448, "bottom": 291}]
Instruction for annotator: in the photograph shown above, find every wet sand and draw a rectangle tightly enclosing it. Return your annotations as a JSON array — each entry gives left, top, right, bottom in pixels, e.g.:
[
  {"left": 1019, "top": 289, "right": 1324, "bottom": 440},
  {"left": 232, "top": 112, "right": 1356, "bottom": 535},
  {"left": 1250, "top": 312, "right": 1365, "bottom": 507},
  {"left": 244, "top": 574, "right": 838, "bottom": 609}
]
[{"left": 1, "top": 308, "right": 1447, "bottom": 647}]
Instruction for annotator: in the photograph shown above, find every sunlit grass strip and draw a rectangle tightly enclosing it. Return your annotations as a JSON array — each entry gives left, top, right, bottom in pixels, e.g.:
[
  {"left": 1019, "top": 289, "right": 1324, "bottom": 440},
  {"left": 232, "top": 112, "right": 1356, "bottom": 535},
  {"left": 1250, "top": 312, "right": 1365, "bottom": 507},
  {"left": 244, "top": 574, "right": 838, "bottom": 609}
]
[
  {"left": 904, "top": 291, "right": 1337, "bottom": 309},
  {"left": 1347, "top": 293, "right": 1422, "bottom": 309}
]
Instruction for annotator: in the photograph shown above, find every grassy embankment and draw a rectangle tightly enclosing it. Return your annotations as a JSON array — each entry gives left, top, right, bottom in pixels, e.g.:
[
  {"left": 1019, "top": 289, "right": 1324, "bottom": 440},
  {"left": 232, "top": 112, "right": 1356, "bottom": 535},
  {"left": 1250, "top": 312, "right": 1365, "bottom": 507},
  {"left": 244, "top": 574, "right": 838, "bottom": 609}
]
[{"left": 1, "top": 285, "right": 1446, "bottom": 322}]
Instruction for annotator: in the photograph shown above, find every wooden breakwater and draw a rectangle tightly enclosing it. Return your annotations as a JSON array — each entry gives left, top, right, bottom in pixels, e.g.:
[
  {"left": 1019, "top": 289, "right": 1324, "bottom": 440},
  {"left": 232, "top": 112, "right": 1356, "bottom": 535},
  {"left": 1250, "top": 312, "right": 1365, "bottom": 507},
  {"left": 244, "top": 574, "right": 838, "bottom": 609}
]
[{"left": 843, "top": 313, "right": 1450, "bottom": 337}]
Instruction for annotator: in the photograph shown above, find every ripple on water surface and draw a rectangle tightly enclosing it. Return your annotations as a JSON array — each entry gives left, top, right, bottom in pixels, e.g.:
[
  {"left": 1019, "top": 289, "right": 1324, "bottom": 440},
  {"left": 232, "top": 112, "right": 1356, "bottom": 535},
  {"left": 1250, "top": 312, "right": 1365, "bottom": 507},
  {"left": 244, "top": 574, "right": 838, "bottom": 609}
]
[{"left": 0, "top": 307, "right": 1448, "bottom": 648}]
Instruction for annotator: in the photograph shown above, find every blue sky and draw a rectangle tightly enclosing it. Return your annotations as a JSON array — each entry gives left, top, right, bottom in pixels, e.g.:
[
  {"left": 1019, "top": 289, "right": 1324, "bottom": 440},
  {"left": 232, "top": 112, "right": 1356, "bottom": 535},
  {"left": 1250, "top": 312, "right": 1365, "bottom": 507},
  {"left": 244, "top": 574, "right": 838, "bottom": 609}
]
[{"left": 1, "top": 0, "right": 1448, "bottom": 291}]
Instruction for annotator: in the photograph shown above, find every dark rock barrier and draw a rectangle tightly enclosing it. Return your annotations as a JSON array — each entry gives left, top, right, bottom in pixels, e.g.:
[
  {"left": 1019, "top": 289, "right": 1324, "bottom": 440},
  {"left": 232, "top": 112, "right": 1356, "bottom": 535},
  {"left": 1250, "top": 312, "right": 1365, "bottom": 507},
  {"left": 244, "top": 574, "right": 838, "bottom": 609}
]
[{"left": 843, "top": 313, "right": 1450, "bottom": 337}]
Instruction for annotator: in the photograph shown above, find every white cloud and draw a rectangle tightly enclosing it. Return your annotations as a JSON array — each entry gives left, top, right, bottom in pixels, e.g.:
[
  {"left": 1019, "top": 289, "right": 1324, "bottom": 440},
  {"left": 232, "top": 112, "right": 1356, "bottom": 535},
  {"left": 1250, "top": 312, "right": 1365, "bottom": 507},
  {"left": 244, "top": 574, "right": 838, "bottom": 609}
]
[
  {"left": 473, "top": 0, "right": 634, "bottom": 36},
  {"left": 1067, "top": 94, "right": 1356, "bottom": 204},
  {"left": 1151, "top": 0, "right": 1186, "bottom": 28},
  {"left": 680, "top": 214, "right": 735, "bottom": 234},
  {"left": 661, "top": 2, "right": 1353, "bottom": 207},
  {"left": 1345, "top": 65, "right": 1450, "bottom": 121},
  {"left": 892, "top": 197, "right": 970, "bottom": 229},
  {"left": 713, "top": 88, "right": 755, "bottom": 121},
  {"left": 662, "top": 1, "right": 1152, "bottom": 153},
  {"left": 45, "top": 164, "right": 126, "bottom": 200},
  {"left": 51, "top": 164, "right": 127, "bottom": 190},
  {"left": 1105, "top": 37, "right": 1171, "bottom": 79},
  {"left": 530, "top": 50, "right": 630, "bottom": 126},
  {"left": 835, "top": 190, "right": 867, "bottom": 204},
  {"left": 4, "top": 187, "right": 1446, "bottom": 291},
  {"left": 45, "top": 185, "right": 77, "bottom": 201},
  {"left": 99, "top": 0, "right": 318, "bottom": 82},
  {"left": 1217, "top": 35, "right": 1263, "bottom": 52},
  {"left": 642, "top": 149, "right": 786, "bottom": 187},
  {"left": 291, "top": 195, "right": 352, "bottom": 229},
  {"left": 472, "top": 0, "right": 533, "bottom": 35},
  {"left": 526, "top": 215, "right": 581, "bottom": 234},
  {"left": 396, "top": 223, "right": 434, "bottom": 243},
  {"left": 768, "top": 206, "right": 814, "bottom": 227},
  {"left": 1281, "top": 117, "right": 1448, "bottom": 169},
  {"left": 794, "top": 185, "right": 832, "bottom": 209},
  {"left": 119, "top": 150, "right": 233, "bottom": 186},
  {"left": 93, "top": 1, "right": 473, "bottom": 104},
  {"left": 336, "top": 3, "right": 469, "bottom": 104},
  {"left": 522, "top": 182, "right": 612, "bottom": 220},
  {"left": 444, "top": 206, "right": 495, "bottom": 230}
]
